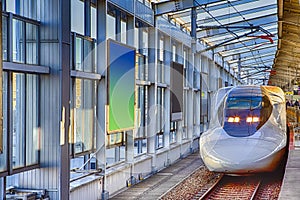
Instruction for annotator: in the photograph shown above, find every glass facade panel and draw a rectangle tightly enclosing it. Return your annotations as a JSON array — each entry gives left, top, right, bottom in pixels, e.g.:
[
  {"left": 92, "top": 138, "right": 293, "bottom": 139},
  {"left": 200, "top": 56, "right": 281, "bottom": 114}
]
[
  {"left": 172, "top": 45, "right": 176, "bottom": 62},
  {"left": 6, "top": 1, "right": 16, "bottom": 13},
  {"left": 137, "top": 86, "right": 147, "bottom": 138},
  {"left": 156, "top": 133, "right": 163, "bottom": 149},
  {"left": 156, "top": 87, "right": 164, "bottom": 149},
  {"left": 159, "top": 38, "right": 164, "bottom": 61},
  {"left": 134, "top": 139, "right": 147, "bottom": 156},
  {"left": 170, "top": 121, "right": 176, "bottom": 143},
  {"left": 83, "top": 39, "right": 93, "bottom": 72},
  {"left": 121, "top": 20, "right": 126, "bottom": 44},
  {"left": 71, "top": 0, "right": 85, "bottom": 35},
  {"left": 26, "top": 23, "right": 38, "bottom": 64},
  {"left": 6, "top": 0, "right": 40, "bottom": 20},
  {"left": 137, "top": 54, "right": 145, "bottom": 80},
  {"left": 0, "top": 73, "right": 8, "bottom": 172},
  {"left": 107, "top": 14, "right": 116, "bottom": 40},
  {"left": 106, "top": 145, "right": 125, "bottom": 166},
  {"left": 91, "top": 7, "right": 96, "bottom": 39},
  {"left": 25, "top": 74, "right": 39, "bottom": 165},
  {"left": 74, "top": 79, "right": 95, "bottom": 154},
  {"left": 2, "top": 16, "right": 7, "bottom": 61},
  {"left": 12, "top": 19, "right": 24, "bottom": 63},
  {"left": 12, "top": 73, "right": 25, "bottom": 168},
  {"left": 142, "top": 30, "right": 148, "bottom": 57},
  {"left": 75, "top": 37, "right": 82, "bottom": 71},
  {"left": 201, "top": 74, "right": 208, "bottom": 124}
]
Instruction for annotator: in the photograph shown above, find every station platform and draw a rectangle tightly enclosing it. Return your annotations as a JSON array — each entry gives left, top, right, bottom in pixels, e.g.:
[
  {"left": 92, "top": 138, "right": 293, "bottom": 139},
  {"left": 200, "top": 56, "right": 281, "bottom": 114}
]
[
  {"left": 278, "top": 128, "right": 300, "bottom": 200},
  {"left": 111, "top": 130, "right": 299, "bottom": 200},
  {"left": 110, "top": 152, "right": 203, "bottom": 200}
]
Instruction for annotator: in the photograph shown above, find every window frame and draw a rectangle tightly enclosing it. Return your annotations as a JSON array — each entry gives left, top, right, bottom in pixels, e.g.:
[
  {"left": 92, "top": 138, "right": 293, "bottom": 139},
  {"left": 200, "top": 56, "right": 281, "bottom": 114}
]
[
  {"left": 0, "top": 12, "right": 47, "bottom": 178},
  {"left": 70, "top": 32, "right": 99, "bottom": 158}
]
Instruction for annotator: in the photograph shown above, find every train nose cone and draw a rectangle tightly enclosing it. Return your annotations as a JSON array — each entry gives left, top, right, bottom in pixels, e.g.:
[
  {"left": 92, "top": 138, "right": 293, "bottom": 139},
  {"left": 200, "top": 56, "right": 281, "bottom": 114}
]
[
  {"left": 210, "top": 139, "right": 275, "bottom": 163},
  {"left": 201, "top": 138, "right": 281, "bottom": 173}
]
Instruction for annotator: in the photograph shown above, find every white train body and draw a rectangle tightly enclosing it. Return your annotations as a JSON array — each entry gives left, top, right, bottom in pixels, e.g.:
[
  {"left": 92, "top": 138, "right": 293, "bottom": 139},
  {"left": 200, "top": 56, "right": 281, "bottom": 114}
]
[{"left": 200, "top": 85, "right": 287, "bottom": 174}]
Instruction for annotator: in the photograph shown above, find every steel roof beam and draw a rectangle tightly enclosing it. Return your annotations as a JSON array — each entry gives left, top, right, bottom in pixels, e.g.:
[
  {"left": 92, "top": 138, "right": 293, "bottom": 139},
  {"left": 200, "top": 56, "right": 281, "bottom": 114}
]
[
  {"left": 170, "top": 0, "right": 257, "bottom": 18},
  {"left": 194, "top": 4, "right": 277, "bottom": 27},
  {"left": 153, "top": 0, "right": 224, "bottom": 16}
]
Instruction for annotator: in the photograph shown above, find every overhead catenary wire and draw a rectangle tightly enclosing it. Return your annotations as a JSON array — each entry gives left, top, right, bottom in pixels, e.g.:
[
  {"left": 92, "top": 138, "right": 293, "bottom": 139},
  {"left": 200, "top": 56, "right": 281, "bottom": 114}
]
[{"left": 194, "top": 0, "right": 273, "bottom": 80}]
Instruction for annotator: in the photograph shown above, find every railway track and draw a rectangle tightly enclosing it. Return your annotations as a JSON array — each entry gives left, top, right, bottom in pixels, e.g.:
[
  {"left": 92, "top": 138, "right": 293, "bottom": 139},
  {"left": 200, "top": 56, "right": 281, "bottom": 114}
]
[
  {"left": 198, "top": 175, "right": 261, "bottom": 200},
  {"left": 160, "top": 165, "right": 284, "bottom": 200}
]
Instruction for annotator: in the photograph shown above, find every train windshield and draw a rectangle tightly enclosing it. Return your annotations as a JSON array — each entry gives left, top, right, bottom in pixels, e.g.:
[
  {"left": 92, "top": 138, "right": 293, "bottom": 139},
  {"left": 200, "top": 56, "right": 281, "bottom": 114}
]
[
  {"left": 223, "top": 95, "right": 272, "bottom": 137},
  {"left": 226, "top": 96, "right": 262, "bottom": 110}
]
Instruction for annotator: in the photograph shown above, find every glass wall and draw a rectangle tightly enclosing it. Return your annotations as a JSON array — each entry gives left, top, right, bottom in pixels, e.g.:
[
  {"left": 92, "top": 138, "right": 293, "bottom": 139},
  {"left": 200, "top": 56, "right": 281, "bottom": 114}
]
[
  {"left": 0, "top": 72, "right": 40, "bottom": 173},
  {"left": 70, "top": 34, "right": 97, "bottom": 157},
  {"left": 1, "top": 8, "right": 41, "bottom": 177},
  {"left": 72, "top": 79, "right": 96, "bottom": 155}
]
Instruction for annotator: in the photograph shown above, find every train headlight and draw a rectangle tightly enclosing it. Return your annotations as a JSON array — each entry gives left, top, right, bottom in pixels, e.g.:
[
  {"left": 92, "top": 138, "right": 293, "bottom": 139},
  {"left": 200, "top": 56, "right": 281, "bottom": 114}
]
[
  {"left": 228, "top": 117, "right": 240, "bottom": 123},
  {"left": 246, "top": 116, "right": 260, "bottom": 123}
]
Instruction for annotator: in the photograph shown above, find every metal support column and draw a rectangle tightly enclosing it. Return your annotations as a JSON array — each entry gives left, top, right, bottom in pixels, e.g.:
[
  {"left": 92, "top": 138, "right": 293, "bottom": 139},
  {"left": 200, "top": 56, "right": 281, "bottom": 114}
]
[
  {"left": 147, "top": 27, "right": 158, "bottom": 172},
  {"left": 0, "top": 0, "right": 3, "bottom": 198},
  {"left": 60, "top": 0, "right": 71, "bottom": 199},
  {"left": 126, "top": 15, "right": 134, "bottom": 164},
  {"left": 164, "top": 37, "right": 171, "bottom": 148},
  {"left": 96, "top": 0, "right": 108, "bottom": 199}
]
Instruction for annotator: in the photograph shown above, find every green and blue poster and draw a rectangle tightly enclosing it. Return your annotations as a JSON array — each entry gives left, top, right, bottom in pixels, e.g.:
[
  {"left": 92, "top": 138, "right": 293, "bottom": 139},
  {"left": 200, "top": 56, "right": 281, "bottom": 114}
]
[{"left": 107, "top": 39, "right": 135, "bottom": 133}]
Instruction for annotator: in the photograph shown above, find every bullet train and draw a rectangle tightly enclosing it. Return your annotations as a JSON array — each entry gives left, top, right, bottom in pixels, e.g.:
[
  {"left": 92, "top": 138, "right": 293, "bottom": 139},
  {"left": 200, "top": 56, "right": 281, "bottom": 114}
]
[{"left": 200, "top": 85, "right": 287, "bottom": 174}]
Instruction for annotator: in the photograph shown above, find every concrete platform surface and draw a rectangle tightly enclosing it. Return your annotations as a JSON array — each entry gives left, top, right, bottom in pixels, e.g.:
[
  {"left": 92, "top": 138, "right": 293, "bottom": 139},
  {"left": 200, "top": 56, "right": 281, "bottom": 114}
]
[{"left": 110, "top": 153, "right": 203, "bottom": 200}]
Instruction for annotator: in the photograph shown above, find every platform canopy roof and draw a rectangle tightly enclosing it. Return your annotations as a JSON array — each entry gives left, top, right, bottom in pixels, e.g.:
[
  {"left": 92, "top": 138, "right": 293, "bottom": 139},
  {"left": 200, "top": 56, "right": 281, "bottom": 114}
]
[{"left": 152, "top": 0, "right": 300, "bottom": 89}]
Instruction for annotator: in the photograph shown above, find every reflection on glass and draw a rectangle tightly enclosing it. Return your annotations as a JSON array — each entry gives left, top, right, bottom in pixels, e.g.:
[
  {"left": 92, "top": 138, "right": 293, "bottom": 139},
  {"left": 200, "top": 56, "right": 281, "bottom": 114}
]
[
  {"left": 107, "top": 14, "right": 116, "bottom": 40},
  {"left": 74, "top": 79, "right": 95, "bottom": 154},
  {"left": 106, "top": 145, "right": 125, "bottom": 166},
  {"left": 137, "top": 55, "right": 145, "bottom": 80},
  {"left": 83, "top": 40, "right": 93, "bottom": 72},
  {"left": 156, "top": 133, "right": 163, "bottom": 149},
  {"left": 142, "top": 30, "right": 148, "bottom": 57},
  {"left": 172, "top": 45, "right": 176, "bottom": 62},
  {"left": 75, "top": 37, "right": 82, "bottom": 70},
  {"left": 71, "top": 0, "right": 85, "bottom": 35},
  {"left": 170, "top": 121, "right": 176, "bottom": 143},
  {"left": 0, "top": 72, "right": 8, "bottom": 172},
  {"left": 13, "top": 19, "right": 24, "bottom": 63},
  {"left": 3, "top": 16, "right": 7, "bottom": 61},
  {"left": 26, "top": 74, "right": 39, "bottom": 165},
  {"left": 26, "top": 23, "right": 38, "bottom": 64},
  {"left": 137, "top": 86, "right": 147, "bottom": 138},
  {"left": 12, "top": 73, "right": 25, "bottom": 168},
  {"left": 121, "top": 20, "right": 127, "bottom": 44},
  {"left": 91, "top": 7, "right": 97, "bottom": 39},
  {"left": 134, "top": 139, "right": 147, "bottom": 156},
  {"left": 156, "top": 87, "right": 164, "bottom": 149}
]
